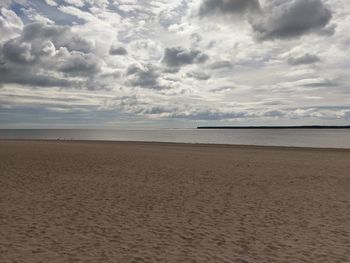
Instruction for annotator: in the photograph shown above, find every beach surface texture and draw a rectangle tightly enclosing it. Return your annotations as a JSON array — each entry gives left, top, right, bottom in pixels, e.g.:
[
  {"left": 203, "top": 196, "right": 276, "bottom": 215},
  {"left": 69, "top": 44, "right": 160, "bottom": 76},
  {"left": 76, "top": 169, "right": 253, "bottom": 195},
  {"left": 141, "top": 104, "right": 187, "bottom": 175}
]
[{"left": 1, "top": 140, "right": 349, "bottom": 262}]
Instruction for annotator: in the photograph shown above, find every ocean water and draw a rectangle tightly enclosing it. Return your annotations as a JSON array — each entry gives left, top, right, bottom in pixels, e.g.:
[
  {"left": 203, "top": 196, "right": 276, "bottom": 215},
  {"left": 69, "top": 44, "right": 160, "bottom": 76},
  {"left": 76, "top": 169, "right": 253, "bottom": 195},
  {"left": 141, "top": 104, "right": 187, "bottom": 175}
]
[{"left": 1, "top": 129, "right": 350, "bottom": 149}]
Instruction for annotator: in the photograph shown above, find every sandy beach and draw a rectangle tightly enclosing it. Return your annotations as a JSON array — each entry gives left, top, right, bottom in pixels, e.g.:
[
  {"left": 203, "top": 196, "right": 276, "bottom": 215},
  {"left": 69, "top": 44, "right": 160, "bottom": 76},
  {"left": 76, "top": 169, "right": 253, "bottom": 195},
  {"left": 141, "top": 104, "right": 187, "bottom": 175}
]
[{"left": 0, "top": 140, "right": 349, "bottom": 262}]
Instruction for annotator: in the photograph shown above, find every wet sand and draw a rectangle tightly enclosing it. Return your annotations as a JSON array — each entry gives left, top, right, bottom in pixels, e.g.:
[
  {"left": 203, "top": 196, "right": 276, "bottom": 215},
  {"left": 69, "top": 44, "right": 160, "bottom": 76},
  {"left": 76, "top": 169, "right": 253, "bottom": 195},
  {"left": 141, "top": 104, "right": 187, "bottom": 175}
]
[{"left": 1, "top": 140, "right": 349, "bottom": 262}]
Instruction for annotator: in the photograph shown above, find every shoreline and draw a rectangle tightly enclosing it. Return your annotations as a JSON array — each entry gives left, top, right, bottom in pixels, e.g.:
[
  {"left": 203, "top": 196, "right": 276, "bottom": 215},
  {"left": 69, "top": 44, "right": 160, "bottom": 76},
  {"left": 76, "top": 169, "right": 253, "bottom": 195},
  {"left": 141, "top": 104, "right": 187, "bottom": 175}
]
[{"left": 1, "top": 138, "right": 350, "bottom": 152}]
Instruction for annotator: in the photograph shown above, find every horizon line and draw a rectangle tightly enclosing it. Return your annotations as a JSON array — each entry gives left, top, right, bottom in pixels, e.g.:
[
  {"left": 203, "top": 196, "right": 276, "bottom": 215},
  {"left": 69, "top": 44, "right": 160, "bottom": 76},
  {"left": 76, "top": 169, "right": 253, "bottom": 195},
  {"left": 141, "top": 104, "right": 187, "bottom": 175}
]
[{"left": 197, "top": 125, "right": 350, "bottom": 129}]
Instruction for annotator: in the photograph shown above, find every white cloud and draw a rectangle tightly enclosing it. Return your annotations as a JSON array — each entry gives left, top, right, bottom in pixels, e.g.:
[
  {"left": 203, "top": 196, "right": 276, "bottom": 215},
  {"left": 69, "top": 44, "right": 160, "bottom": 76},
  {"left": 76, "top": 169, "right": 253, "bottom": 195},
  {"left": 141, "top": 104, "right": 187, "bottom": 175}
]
[
  {"left": 0, "top": 8, "right": 23, "bottom": 41},
  {"left": 45, "top": 0, "right": 57, "bottom": 6}
]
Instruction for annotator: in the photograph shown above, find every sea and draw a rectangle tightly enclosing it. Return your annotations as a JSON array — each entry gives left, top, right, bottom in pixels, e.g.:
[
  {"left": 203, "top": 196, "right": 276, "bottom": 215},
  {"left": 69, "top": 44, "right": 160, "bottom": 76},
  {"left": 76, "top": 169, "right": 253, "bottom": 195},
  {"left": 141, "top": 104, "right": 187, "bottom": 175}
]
[{"left": 0, "top": 129, "right": 350, "bottom": 149}]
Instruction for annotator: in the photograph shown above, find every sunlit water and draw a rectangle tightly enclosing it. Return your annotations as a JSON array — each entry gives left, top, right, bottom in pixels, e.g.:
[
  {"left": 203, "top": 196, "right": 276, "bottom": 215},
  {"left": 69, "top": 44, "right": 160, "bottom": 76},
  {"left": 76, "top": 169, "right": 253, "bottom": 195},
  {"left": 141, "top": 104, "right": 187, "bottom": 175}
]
[{"left": 1, "top": 129, "right": 350, "bottom": 149}]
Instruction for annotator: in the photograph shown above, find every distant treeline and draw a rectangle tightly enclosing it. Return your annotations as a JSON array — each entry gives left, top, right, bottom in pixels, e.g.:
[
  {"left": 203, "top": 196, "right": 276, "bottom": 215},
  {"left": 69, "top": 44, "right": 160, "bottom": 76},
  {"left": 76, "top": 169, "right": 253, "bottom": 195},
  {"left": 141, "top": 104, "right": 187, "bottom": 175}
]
[{"left": 197, "top": 126, "right": 350, "bottom": 129}]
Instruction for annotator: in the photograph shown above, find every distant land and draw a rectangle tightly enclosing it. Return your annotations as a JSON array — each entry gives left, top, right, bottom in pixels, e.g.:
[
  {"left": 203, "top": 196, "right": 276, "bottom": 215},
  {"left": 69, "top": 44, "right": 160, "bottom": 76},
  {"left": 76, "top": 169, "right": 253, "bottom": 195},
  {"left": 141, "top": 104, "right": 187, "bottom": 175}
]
[{"left": 197, "top": 126, "right": 350, "bottom": 129}]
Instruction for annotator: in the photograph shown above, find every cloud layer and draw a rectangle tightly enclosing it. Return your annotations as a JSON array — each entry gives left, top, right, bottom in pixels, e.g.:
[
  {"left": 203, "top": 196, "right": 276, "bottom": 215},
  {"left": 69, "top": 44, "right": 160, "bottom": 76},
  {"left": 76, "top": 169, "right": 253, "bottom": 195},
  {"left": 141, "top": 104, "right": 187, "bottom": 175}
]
[{"left": 0, "top": 0, "right": 349, "bottom": 127}]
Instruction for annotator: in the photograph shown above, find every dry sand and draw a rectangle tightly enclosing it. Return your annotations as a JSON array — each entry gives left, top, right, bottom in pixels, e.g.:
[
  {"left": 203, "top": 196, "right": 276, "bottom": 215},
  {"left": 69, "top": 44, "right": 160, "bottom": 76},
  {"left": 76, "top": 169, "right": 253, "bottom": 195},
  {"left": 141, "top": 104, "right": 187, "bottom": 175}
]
[{"left": 0, "top": 140, "right": 350, "bottom": 262}]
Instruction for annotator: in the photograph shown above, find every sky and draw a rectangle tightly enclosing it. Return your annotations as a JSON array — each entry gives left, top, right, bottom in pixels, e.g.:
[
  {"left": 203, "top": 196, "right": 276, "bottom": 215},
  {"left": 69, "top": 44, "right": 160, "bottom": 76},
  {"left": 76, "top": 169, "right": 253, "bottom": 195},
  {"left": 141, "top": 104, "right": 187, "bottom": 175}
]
[{"left": 0, "top": 0, "right": 349, "bottom": 128}]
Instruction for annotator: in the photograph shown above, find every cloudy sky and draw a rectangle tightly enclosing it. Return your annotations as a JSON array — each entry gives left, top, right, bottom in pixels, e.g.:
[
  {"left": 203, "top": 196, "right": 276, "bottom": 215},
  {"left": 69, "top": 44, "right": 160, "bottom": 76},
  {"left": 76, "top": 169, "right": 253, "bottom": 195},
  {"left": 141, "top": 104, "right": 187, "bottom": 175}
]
[{"left": 0, "top": 0, "right": 349, "bottom": 128}]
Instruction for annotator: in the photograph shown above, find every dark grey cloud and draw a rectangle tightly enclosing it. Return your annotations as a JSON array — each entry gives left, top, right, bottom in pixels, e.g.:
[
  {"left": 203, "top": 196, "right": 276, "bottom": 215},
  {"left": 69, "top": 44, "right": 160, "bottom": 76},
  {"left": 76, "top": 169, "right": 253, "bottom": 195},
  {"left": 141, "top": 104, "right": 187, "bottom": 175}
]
[
  {"left": 179, "top": 109, "right": 286, "bottom": 120},
  {"left": 288, "top": 54, "right": 321, "bottom": 65},
  {"left": 162, "top": 67, "right": 181, "bottom": 74},
  {"left": 128, "top": 104, "right": 253, "bottom": 120},
  {"left": 303, "top": 79, "right": 339, "bottom": 88},
  {"left": 186, "top": 71, "right": 210, "bottom": 80},
  {"left": 190, "top": 33, "right": 202, "bottom": 47},
  {"left": 59, "top": 52, "right": 101, "bottom": 76},
  {"left": 210, "top": 86, "right": 235, "bottom": 92},
  {"left": 0, "top": 66, "right": 74, "bottom": 87},
  {"left": 318, "top": 23, "right": 336, "bottom": 36},
  {"left": 162, "top": 47, "right": 209, "bottom": 68},
  {"left": 109, "top": 45, "right": 128, "bottom": 56},
  {"left": 288, "top": 105, "right": 350, "bottom": 111},
  {"left": 66, "top": 36, "right": 94, "bottom": 53},
  {"left": 21, "top": 22, "right": 94, "bottom": 53},
  {"left": 251, "top": 0, "right": 333, "bottom": 40},
  {"left": 198, "top": 0, "right": 333, "bottom": 41},
  {"left": 140, "top": 105, "right": 178, "bottom": 115},
  {"left": 209, "top": 60, "right": 232, "bottom": 70},
  {"left": 1, "top": 22, "right": 94, "bottom": 62},
  {"left": 0, "top": 40, "right": 70, "bottom": 87},
  {"left": 1, "top": 37, "right": 58, "bottom": 65},
  {"left": 101, "top": 71, "right": 121, "bottom": 79},
  {"left": 0, "top": 22, "right": 100, "bottom": 88},
  {"left": 22, "top": 22, "right": 67, "bottom": 41},
  {"left": 125, "top": 64, "right": 164, "bottom": 90},
  {"left": 172, "top": 109, "right": 253, "bottom": 120},
  {"left": 199, "top": 0, "right": 260, "bottom": 17},
  {"left": 263, "top": 110, "right": 285, "bottom": 117},
  {"left": 2, "top": 38, "right": 34, "bottom": 63}
]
